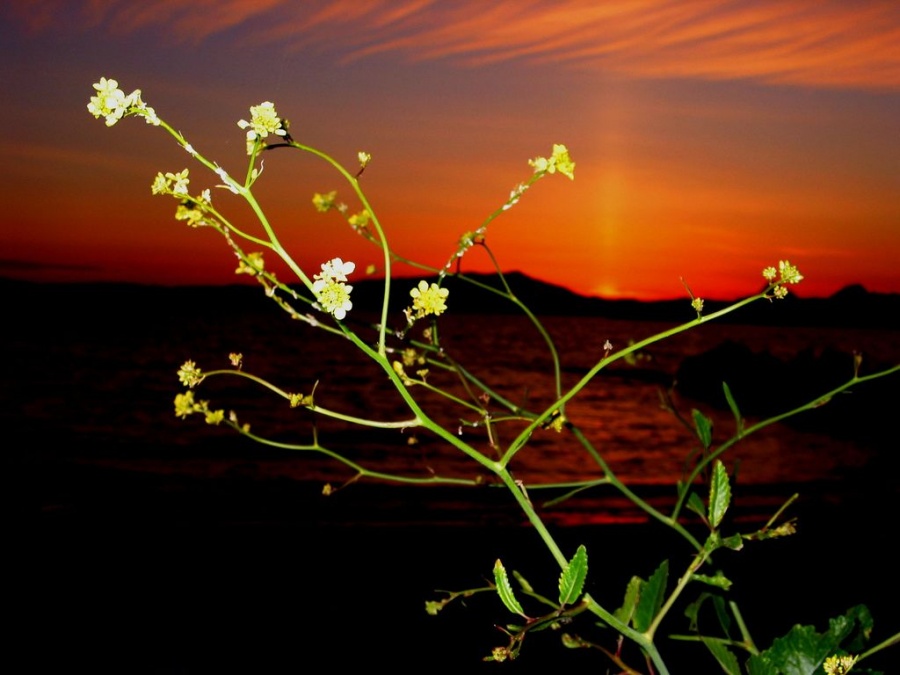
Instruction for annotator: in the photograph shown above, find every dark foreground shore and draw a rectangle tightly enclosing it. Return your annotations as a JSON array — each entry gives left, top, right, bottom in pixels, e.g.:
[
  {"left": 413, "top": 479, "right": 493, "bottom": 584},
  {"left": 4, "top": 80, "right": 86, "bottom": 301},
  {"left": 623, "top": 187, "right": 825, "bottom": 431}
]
[
  {"left": 6, "top": 280, "right": 898, "bottom": 672},
  {"left": 11, "top": 460, "right": 899, "bottom": 674}
]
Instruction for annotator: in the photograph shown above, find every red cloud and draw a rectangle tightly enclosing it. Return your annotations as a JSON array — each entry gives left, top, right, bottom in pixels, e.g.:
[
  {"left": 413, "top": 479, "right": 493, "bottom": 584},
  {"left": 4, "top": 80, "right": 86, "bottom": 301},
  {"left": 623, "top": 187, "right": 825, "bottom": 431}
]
[{"left": 8, "top": 0, "right": 900, "bottom": 90}]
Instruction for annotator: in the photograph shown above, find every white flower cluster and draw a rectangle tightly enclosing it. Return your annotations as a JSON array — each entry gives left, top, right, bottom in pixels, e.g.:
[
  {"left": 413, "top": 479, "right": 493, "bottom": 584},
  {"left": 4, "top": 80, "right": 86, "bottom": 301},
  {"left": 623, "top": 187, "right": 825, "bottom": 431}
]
[
  {"left": 312, "top": 258, "right": 355, "bottom": 320},
  {"left": 237, "top": 101, "right": 287, "bottom": 154},
  {"left": 87, "top": 77, "right": 159, "bottom": 127}
]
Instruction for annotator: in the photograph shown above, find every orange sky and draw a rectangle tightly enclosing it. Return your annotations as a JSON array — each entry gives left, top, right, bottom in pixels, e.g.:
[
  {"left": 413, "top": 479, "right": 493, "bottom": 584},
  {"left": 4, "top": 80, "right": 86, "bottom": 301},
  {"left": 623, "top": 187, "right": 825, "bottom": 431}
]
[{"left": 2, "top": 0, "right": 898, "bottom": 300}]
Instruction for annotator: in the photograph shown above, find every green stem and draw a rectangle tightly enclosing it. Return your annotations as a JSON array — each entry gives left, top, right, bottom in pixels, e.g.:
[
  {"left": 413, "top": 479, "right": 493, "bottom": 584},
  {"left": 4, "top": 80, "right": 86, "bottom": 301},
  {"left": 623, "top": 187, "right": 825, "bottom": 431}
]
[
  {"left": 672, "top": 363, "right": 900, "bottom": 519},
  {"left": 418, "top": 352, "right": 538, "bottom": 419},
  {"left": 401, "top": 376, "right": 486, "bottom": 414},
  {"left": 493, "top": 463, "right": 672, "bottom": 674},
  {"left": 729, "top": 601, "right": 758, "bottom": 655},
  {"left": 860, "top": 630, "right": 900, "bottom": 662},
  {"left": 479, "top": 244, "right": 564, "bottom": 400},
  {"left": 581, "top": 595, "right": 671, "bottom": 675},
  {"left": 537, "top": 479, "right": 613, "bottom": 508},
  {"left": 199, "top": 369, "right": 422, "bottom": 429},
  {"left": 567, "top": 424, "right": 703, "bottom": 551},
  {"left": 502, "top": 293, "right": 769, "bottom": 467},
  {"left": 647, "top": 546, "right": 712, "bottom": 640},
  {"left": 281, "top": 140, "right": 393, "bottom": 355},
  {"left": 234, "top": 426, "right": 478, "bottom": 486},
  {"left": 342, "top": 328, "right": 502, "bottom": 475},
  {"left": 494, "top": 467, "right": 567, "bottom": 568}
]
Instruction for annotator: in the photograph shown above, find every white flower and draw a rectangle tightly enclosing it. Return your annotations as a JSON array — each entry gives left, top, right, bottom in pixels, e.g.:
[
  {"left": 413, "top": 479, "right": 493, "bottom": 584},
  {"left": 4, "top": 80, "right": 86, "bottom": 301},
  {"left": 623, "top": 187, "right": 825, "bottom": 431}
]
[
  {"left": 87, "top": 77, "right": 130, "bottom": 126},
  {"left": 313, "top": 279, "right": 353, "bottom": 320},
  {"left": 409, "top": 280, "right": 449, "bottom": 318},
  {"left": 151, "top": 169, "right": 190, "bottom": 196},
  {"left": 168, "top": 169, "right": 190, "bottom": 195},
  {"left": 87, "top": 78, "right": 159, "bottom": 126},
  {"left": 315, "top": 258, "right": 355, "bottom": 283},
  {"left": 237, "top": 101, "right": 286, "bottom": 154},
  {"left": 312, "top": 258, "right": 356, "bottom": 320}
]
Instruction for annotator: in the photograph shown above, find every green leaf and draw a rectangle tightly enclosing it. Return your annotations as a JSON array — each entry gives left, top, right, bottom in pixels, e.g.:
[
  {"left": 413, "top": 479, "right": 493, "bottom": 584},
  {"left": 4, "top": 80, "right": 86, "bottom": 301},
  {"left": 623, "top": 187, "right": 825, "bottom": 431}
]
[
  {"left": 840, "top": 604, "right": 874, "bottom": 652},
  {"left": 745, "top": 653, "right": 778, "bottom": 675},
  {"left": 692, "top": 408, "right": 713, "bottom": 449},
  {"left": 634, "top": 560, "right": 669, "bottom": 632},
  {"left": 685, "top": 593, "right": 733, "bottom": 637},
  {"left": 615, "top": 576, "right": 642, "bottom": 626},
  {"left": 757, "top": 624, "right": 826, "bottom": 674},
  {"left": 493, "top": 559, "right": 526, "bottom": 617},
  {"left": 752, "top": 605, "right": 874, "bottom": 675},
  {"left": 512, "top": 570, "right": 534, "bottom": 594},
  {"left": 687, "top": 492, "right": 707, "bottom": 520},
  {"left": 722, "top": 381, "right": 744, "bottom": 437},
  {"left": 708, "top": 460, "right": 731, "bottom": 529},
  {"left": 713, "top": 595, "right": 733, "bottom": 639},
  {"left": 701, "top": 637, "right": 742, "bottom": 675},
  {"left": 721, "top": 534, "right": 744, "bottom": 551},
  {"left": 558, "top": 544, "right": 588, "bottom": 606},
  {"left": 684, "top": 593, "right": 708, "bottom": 631}
]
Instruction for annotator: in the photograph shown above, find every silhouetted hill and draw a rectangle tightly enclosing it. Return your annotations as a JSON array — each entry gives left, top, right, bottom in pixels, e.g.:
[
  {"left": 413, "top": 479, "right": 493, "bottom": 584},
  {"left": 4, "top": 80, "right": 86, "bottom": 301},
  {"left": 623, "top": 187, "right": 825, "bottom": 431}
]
[
  {"left": 3, "top": 274, "right": 898, "bottom": 328},
  {"left": 354, "top": 271, "right": 899, "bottom": 327}
]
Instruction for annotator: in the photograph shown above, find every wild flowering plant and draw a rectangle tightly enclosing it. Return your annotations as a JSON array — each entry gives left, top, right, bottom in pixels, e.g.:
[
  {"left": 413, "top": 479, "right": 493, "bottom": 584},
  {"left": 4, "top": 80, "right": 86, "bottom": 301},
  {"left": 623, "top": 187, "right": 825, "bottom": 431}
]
[{"left": 89, "top": 77, "right": 899, "bottom": 673}]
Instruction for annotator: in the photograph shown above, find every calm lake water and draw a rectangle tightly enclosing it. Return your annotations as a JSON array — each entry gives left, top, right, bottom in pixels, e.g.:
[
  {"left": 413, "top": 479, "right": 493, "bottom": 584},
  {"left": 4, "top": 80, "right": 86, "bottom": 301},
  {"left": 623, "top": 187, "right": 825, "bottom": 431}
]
[
  {"left": 10, "top": 287, "right": 897, "bottom": 518},
  {"left": 7, "top": 284, "right": 899, "bottom": 672}
]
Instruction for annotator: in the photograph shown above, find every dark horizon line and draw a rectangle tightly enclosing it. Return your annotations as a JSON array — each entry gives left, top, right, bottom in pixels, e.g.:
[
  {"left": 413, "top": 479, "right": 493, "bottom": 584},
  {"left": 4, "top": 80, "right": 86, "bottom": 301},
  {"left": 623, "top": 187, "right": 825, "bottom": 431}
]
[
  {"left": 1, "top": 271, "right": 896, "bottom": 304},
  {"left": 4, "top": 272, "right": 899, "bottom": 330}
]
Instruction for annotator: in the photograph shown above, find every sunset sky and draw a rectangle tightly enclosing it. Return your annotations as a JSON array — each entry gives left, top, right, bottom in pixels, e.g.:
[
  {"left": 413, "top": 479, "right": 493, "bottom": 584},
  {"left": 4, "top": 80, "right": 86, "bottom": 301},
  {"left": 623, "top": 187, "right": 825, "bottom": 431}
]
[{"left": 2, "top": 0, "right": 898, "bottom": 300}]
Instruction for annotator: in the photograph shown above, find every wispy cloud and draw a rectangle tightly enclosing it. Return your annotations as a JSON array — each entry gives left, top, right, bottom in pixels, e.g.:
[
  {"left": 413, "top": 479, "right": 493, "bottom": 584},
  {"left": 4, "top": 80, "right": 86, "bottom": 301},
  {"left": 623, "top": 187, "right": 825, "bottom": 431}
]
[{"left": 8, "top": 0, "right": 899, "bottom": 90}]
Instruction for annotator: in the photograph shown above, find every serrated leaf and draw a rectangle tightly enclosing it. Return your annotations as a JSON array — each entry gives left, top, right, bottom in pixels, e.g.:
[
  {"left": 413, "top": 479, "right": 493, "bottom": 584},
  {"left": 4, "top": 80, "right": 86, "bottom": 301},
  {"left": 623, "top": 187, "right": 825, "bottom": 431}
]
[
  {"left": 687, "top": 492, "right": 707, "bottom": 520},
  {"left": 745, "top": 653, "right": 778, "bottom": 675},
  {"left": 685, "top": 593, "right": 733, "bottom": 637},
  {"left": 712, "top": 595, "right": 732, "bottom": 638},
  {"left": 493, "top": 559, "right": 526, "bottom": 617},
  {"left": 701, "top": 637, "right": 742, "bottom": 675},
  {"left": 708, "top": 460, "right": 731, "bottom": 529},
  {"left": 722, "top": 381, "right": 744, "bottom": 437},
  {"left": 758, "top": 624, "right": 826, "bottom": 674},
  {"left": 559, "top": 544, "right": 588, "bottom": 606},
  {"left": 615, "top": 576, "right": 642, "bottom": 626},
  {"left": 754, "top": 605, "right": 874, "bottom": 675},
  {"left": 692, "top": 408, "right": 713, "bottom": 449},
  {"left": 839, "top": 604, "right": 874, "bottom": 652},
  {"left": 633, "top": 560, "right": 669, "bottom": 632}
]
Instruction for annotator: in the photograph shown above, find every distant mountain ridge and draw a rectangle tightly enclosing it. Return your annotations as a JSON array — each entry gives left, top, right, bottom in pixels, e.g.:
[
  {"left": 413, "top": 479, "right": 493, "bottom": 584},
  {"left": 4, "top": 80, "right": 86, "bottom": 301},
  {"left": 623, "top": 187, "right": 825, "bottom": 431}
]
[
  {"left": 3, "top": 273, "right": 898, "bottom": 328},
  {"left": 373, "top": 272, "right": 900, "bottom": 328}
]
